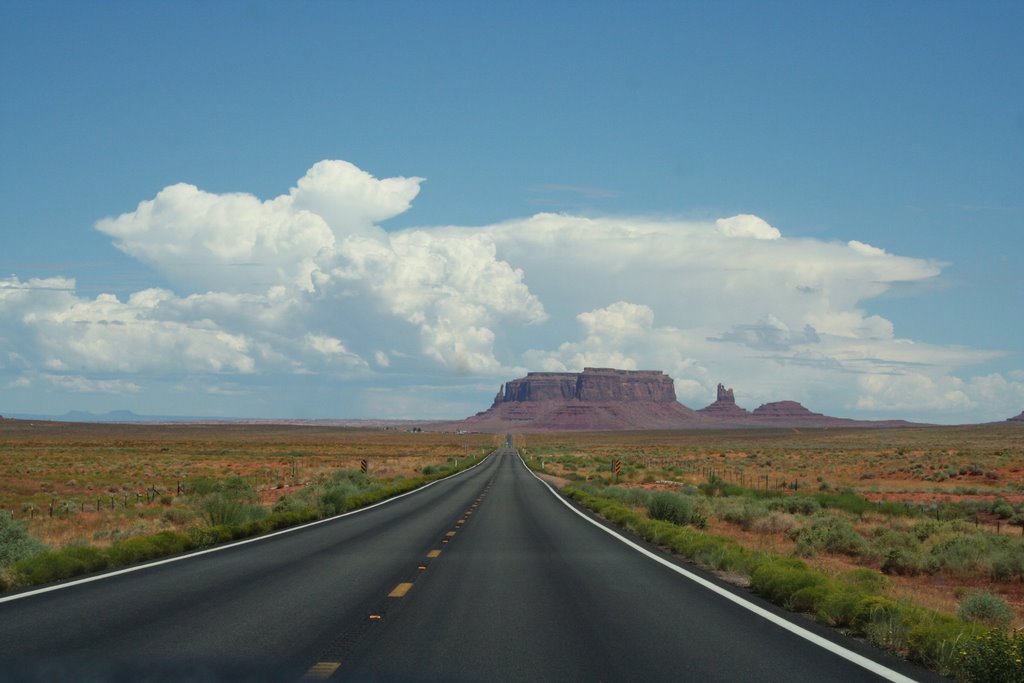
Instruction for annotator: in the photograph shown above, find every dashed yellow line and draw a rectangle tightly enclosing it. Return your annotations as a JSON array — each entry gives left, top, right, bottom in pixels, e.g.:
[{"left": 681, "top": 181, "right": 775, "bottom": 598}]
[
  {"left": 427, "top": 549, "right": 441, "bottom": 558},
  {"left": 446, "top": 530, "right": 457, "bottom": 537},
  {"left": 302, "top": 661, "right": 341, "bottom": 680},
  {"left": 389, "top": 582, "right": 414, "bottom": 598}
]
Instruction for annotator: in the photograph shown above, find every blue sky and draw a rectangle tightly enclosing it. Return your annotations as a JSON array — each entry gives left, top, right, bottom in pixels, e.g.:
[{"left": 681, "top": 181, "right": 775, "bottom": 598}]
[{"left": 1, "top": 1, "right": 1022, "bottom": 422}]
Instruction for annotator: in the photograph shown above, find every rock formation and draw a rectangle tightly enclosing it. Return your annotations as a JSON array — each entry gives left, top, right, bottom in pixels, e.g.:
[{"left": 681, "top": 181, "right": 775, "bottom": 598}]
[
  {"left": 751, "top": 400, "right": 824, "bottom": 420},
  {"left": 496, "top": 369, "right": 677, "bottom": 404},
  {"left": 437, "top": 370, "right": 925, "bottom": 432},
  {"left": 1009, "top": 411, "right": 1024, "bottom": 424},
  {"left": 456, "top": 368, "right": 698, "bottom": 431},
  {"left": 697, "top": 383, "right": 750, "bottom": 418}
]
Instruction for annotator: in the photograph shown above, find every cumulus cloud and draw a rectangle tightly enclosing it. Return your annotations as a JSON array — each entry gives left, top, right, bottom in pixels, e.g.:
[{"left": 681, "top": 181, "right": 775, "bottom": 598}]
[
  {"left": 95, "top": 160, "right": 422, "bottom": 293},
  {"left": 715, "top": 214, "right": 781, "bottom": 240},
  {"left": 2, "top": 159, "right": 1020, "bottom": 421}
]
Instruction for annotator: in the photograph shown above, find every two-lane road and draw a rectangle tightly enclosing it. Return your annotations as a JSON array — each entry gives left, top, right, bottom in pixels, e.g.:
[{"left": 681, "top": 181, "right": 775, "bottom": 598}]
[{"left": 1, "top": 449, "right": 939, "bottom": 681}]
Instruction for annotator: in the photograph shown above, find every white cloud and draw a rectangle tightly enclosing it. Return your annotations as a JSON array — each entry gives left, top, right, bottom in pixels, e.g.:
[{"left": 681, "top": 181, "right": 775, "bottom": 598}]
[
  {"left": 848, "top": 240, "right": 887, "bottom": 256},
  {"left": 577, "top": 301, "right": 654, "bottom": 339},
  {"left": 43, "top": 374, "right": 142, "bottom": 394},
  {"left": 715, "top": 214, "right": 781, "bottom": 240},
  {"left": 2, "top": 159, "right": 1019, "bottom": 422}
]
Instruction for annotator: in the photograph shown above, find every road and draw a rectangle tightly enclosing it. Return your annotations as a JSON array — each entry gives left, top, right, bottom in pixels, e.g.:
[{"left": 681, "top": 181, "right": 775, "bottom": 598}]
[{"left": 0, "top": 449, "right": 940, "bottom": 682}]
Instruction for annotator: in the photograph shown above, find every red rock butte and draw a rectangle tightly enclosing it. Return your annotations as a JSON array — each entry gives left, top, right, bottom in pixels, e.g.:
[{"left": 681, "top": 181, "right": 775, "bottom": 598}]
[{"left": 439, "top": 368, "right": 923, "bottom": 432}]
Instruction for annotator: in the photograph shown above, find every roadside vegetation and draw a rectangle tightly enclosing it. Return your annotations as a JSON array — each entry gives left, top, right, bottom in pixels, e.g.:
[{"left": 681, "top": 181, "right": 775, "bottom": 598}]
[
  {"left": 522, "top": 424, "right": 1024, "bottom": 682},
  {"left": 0, "top": 421, "right": 494, "bottom": 592}
]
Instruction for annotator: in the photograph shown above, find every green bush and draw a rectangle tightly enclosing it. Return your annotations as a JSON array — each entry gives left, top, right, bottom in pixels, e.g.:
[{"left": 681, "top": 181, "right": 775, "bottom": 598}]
[
  {"left": 881, "top": 547, "right": 927, "bottom": 576},
  {"left": 991, "top": 548, "right": 1024, "bottom": 581},
  {"left": 0, "top": 513, "right": 49, "bottom": 567},
  {"left": 198, "top": 493, "right": 266, "bottom": 527},
  {"left": 957, "top": 628, "right": 1024, "bottom": 683},
  {"left": 603, "top": 486, "right": 654, "bottom": 508},
  {"left": 767, "top": 496, "right": 820, "bottom": 515},
  {"left": 14, "top": 541, "right": 116, "bottom": 584},
  {"left": 714, "top": 497, "right": 769, "bottom": 529},
  {"left": 856, "top": 596, "right": 917, "bottom": 653},
  {"left": 841, "top": 567, "right": 888, "bottom": 594},
  {"left": 791, "top": 514, "right": 868, "bottom": 558},
  {"left": 751, "top": 511, "right": 798, "bottom": 534},
  {"left": 647, "top": 492, "right": 694, "bottom": 526},
  {"left": 320, "top": 481, "right": 361, "bottom": 515},
  {"left": 750, "top": 558, "right": 826, "bottom": 604},
  {"left": 928, "top": 534, "right": 994, "bottom": 576},
  {"left": 907, "top": 614, "right": 985, "bottom": 677},
  {"left": 957, "top": 591, "right": 1014, "bottom": 629}
]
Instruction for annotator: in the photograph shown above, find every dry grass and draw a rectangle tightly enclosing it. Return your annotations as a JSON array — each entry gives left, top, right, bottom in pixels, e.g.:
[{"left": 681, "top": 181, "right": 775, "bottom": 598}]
[
  {"left": 522, "top": 424, "right": 1024, "bottom": 503},
  {"left": 0, "top": 420, "right": 497, "bottom": 547}
]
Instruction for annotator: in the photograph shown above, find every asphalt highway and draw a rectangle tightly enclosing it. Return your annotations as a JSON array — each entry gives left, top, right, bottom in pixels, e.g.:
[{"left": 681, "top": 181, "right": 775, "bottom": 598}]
[{"left": 0, "top": 449, "right": 942, "bottom": 682}]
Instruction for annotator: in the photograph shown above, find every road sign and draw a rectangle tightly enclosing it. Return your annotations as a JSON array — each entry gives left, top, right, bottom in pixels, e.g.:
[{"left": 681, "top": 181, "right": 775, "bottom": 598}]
[
  {"left": 614, "top": 459, "right": 622, "bottom": 475},
  {"left": 360, "top": 459, "right": 368, "bottom": 474}
]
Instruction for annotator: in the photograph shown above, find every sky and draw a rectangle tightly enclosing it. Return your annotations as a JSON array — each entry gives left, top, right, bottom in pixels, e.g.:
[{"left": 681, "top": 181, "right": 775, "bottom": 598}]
[{"left": 1, "top": 1, "right": 1022, "bottom": 423}]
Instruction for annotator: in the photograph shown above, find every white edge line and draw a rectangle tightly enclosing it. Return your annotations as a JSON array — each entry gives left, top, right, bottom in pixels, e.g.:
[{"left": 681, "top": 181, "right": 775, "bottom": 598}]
[
  {"left": 0, "top": 452, "right": 494, "bottom": 605},
  {"left": 518, "top": 452, "right": 918, "bottom": 683}
]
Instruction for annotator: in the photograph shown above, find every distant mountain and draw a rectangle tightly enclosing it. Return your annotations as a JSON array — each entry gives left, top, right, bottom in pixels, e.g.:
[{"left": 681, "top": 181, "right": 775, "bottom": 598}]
[
  {"left": 1008, "top": 410, "right": 1024, "bottom": 424},
  {"left": 4, "top": 410, "right": 200, "bottom": 423},
  {"left": 63, "top": 410, "right": 144, "bottom": 422}
]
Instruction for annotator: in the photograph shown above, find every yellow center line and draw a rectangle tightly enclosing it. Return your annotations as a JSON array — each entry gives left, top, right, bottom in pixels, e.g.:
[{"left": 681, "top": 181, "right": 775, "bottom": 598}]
[
  {"left": 458, "top": 518, "right": 466, "bottom": 524},
  {"left": 446, "top": 530, "right": 457, "bottom": 537},
  {"left": 302, "top": 661, "right": 341, "bottom": 680},
  {"left": 389, "top": 582, "right": 414, "bottom": 598},
  {"left": 427, "top": 549, "right": 441, "bottom": 558}
]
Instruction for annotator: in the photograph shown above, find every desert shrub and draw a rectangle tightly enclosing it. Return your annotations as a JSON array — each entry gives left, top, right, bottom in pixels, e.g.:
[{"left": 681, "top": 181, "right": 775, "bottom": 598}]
[
  {"left": 992, "top": 499, "right": 1015, "bottom": 519},
  {"left": 815, "top": 586, "right": 869, "bottom": 627},
  {"left": 791, "top": 514, "right": 868, "bottom": 558},
  {"left": 188, "top": 476, "right": 264, "bottom": 527},
  {"left": 750, "top": 557, "right": 826, "bottom": 604},
  {"left": 14, "top": 541, "right": 118, "bottom": 584},
  {"left": 871, "top": 528, "right": 926, "bottom": 572},
  {"left": 331, "top": 468, "right": 375, "bottom": 488},
  {"left": 698, "top": 475, "right": 745, "bottom": 498},
  {"left": 714, "top": 497, "right": 769, "bottom": 529},
  {"left": 928, "top": 534, "right": 995, "bottom": 576},
  {"left": 991, "top": 547, "right": 1024, "bottom": 581},
  {"left": 841, "top": 567, "right": 888, "bottom": 594},
  {"left": 957, "top": 628, "right": 1024, "bottom": 683},
  {"left": 108, "top": 531, "right": 191, "bottom": 565},
  {"left": 0, "top": 513, "right": 49, "bottom": 567},
  {"left": 189, "top": 525, "right": 235, "bottom": 548},
  {"left": 766, "top": 496, "right": 820, "bottom": 515},
  {"left": 750, "top": 511, "right": 798, "bottom": 534},
  {"left": 320, "top": 481, "right": 361, "bottom": 515},
  {"left": 957, "top": 591, "right": 1014, "bottom": 629},
  {"left": 197, "top": 492, "right": 265, "bottom": 527},
  {"left": 907, "top": 614, "right": 985, "bottom": 677},
  {"left": 161, "top": 507, "right": 193, "bottom": 525},
  {"left": 603, "top": 486, "right": 654, "bottom": 508},
  {"left": 910, "top": 519, "right": 944, "bottom": 541},
  {"left": 647, "top": 492, "right": 694, "bottom": 526},
  {"left": 881, "top": 547, "right": 928, "bottom": 576}
]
